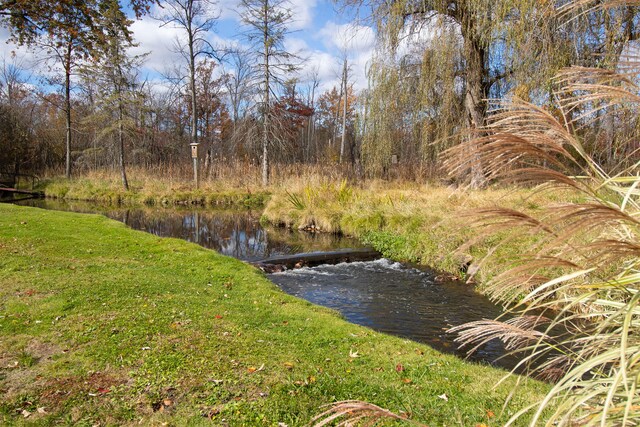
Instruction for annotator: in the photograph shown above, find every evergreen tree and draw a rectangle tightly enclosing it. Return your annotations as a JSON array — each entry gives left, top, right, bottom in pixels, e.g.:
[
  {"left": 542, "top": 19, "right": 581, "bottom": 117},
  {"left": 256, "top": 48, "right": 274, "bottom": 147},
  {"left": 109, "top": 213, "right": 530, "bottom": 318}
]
[{"left": 81, "top": 0, "right": 145, "bottom": 190}]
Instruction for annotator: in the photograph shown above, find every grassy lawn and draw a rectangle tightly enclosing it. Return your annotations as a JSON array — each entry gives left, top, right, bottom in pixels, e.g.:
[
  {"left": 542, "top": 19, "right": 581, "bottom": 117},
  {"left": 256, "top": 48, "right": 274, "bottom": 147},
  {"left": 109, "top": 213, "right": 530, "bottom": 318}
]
[{"left": 0, "top": 203, "right": 549, "bottom": 426}]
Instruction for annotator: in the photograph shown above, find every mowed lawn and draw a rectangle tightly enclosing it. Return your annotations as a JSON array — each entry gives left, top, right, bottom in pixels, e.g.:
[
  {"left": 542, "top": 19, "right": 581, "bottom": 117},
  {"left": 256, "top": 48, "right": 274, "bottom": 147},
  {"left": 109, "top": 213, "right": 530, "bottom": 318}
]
[{"left": 0, "top": 203, "right": 549, "bottom": 426}]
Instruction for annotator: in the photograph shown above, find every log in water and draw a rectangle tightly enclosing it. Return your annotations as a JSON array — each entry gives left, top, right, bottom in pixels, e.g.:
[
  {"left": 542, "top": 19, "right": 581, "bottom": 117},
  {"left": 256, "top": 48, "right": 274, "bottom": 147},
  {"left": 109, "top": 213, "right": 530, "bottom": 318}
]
[{"left": 255, "top": 248, "right": 382, "bottom": 272}]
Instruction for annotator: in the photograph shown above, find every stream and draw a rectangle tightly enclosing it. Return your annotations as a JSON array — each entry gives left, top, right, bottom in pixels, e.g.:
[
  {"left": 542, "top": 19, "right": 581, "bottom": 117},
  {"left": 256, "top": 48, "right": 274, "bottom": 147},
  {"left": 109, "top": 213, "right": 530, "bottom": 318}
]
[{"left": 16, "top": 199, "right": 513, "bottom": 368}]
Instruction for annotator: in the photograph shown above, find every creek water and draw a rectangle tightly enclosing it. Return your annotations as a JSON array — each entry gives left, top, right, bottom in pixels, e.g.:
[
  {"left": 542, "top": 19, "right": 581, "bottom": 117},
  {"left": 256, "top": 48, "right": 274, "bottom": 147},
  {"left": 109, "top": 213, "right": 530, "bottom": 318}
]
[{"left": 17, "top": 199, "right": 513, "bottom": 368}]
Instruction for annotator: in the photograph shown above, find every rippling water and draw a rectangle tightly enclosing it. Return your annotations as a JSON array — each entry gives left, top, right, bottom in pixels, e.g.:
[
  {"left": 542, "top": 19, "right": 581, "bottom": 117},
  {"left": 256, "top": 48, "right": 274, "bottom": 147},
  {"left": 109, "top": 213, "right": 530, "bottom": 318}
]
[{"left": 269, "top": 258, "right": 513, "bottom": 367}]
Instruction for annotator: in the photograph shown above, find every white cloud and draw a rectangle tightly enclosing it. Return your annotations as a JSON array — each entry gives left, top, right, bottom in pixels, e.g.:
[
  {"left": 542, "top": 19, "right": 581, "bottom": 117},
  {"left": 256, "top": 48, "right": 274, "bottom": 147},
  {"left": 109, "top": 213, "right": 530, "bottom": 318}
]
[
  {"left": 298, "top": 49, "right": 340, "bottom": 91},
  {"left": 284, "top": 36, "right": 309, "bottom": 55},
  {"left": 219, "top": 0, "right": 242, "bottom": 21},
  {"left": 314, "top": 21, "right": 375, "bottom": 91},
  {"left": 130, "top": 16, "right": 182, "bottom": 73},
  {"left": 318, "top": 21, "right": 375, "bottom": 54},
  {"left": 287, "top": 0, "right": 317, "bottom": 31}
]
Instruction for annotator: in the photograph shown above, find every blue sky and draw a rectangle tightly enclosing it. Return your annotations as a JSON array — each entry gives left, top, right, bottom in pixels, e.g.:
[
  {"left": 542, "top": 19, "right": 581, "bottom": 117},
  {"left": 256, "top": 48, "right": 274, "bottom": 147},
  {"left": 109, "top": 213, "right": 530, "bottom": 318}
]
[
  {"left": 0, "top": 0, "right": 376, "bottom": 96},
  {"left": 132, "top": 0, "right": 376, "bottom": 92}
]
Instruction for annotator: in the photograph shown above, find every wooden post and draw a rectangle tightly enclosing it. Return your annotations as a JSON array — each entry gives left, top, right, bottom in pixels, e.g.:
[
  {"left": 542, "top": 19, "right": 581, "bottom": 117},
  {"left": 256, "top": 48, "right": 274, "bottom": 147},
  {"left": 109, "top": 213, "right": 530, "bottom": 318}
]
[{"left": 190, "top": 143, "right": 199, "bottom": 189}]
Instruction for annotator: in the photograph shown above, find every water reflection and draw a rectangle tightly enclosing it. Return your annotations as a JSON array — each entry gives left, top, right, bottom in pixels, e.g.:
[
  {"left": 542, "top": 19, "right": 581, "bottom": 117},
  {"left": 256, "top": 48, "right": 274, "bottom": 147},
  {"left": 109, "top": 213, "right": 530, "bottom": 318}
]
[{"left": 18, "top": 199, "right": 363, "bottom": 261}]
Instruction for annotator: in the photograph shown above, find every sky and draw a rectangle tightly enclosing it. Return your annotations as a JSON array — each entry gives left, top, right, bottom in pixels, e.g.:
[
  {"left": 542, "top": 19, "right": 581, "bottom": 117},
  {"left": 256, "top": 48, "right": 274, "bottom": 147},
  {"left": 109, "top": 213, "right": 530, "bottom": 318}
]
[{"left": 0, "top": 0, "right": 377, "bottom": 97}]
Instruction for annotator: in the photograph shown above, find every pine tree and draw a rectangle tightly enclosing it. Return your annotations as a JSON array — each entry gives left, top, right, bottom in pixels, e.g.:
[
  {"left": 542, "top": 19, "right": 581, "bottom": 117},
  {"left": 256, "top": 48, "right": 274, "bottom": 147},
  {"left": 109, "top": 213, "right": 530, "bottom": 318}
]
[{"left": 81, "top": 0, "right": 145, "bottom": 191}]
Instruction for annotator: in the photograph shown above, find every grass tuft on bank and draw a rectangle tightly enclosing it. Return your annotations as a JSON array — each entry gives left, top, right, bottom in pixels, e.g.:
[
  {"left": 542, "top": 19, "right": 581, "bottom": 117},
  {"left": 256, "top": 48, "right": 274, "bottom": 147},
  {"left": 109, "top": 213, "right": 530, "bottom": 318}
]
[
  {"left": 262, "top": 183, "right": 583, "bottom": 284},
  {"left": 0, "top": 203, "right": 549, "bottom": 425}
]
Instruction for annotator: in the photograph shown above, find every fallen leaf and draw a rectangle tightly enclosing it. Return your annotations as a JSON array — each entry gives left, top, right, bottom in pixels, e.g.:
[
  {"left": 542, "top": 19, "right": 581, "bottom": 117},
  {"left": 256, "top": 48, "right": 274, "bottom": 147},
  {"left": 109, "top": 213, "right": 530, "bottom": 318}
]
[
  {"left": 21, "top": 409, "right": 31, "bottom": 418},
  {"left": 349, "top": 349, "right": 359, "bottom": 358},
  {"left": 438, "top": 393, "right": 449, "bottom": 402},
  {"left": 247, "top": 367, "right": 257, "bottom": 373},
  {"left": 163, "top": 399, "right": 173, "bottom": 406},
  {"left": 37, "top": 407, "right": 46, "bottom": 414},
  {"left": 486, "top": 410, "right": 495, "bottom": 418},
  {"left": 402, "top": 378, "right": 412, "bottom": 384},
  {"left": 395, "top": 363, "right": 404, "bottom": 372},
  {"left": 215, "top": 315, "right": 223, "bottom": 319},
  {"left": 475, "top": 424, "right": 488, "bottom": 427},
  {"left": 283, "top": 362, "right": 294, "bottom": 370},
  {"left": 97, "top": 387, "right": 110, "bottom": 394}
]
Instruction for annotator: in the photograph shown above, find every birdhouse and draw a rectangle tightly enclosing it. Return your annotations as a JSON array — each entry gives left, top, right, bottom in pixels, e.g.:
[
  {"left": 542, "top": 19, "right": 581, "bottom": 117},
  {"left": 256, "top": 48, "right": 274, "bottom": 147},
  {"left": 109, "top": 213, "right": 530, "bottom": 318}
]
[{"left": 190, "top": 143, "right": 199, "bottom": 159}]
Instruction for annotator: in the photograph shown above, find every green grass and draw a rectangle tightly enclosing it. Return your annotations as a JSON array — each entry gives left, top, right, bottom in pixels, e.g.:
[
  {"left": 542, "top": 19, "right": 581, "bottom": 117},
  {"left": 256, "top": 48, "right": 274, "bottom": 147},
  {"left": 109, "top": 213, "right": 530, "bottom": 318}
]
[{"left": 0, "top": 203, "right": 549, "bottom": 426}]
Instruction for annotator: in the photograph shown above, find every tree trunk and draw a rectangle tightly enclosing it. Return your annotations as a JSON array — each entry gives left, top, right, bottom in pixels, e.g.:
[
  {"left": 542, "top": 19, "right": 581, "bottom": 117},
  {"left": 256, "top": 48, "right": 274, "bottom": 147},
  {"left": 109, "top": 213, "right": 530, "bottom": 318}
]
[
  {"left": 118, "top": 103, "right": 129, "bottom": 191},
  {"left": 64, "top": 41, "right": 73, "bottom": 179},
  {"left": 340, "top": 58, "right": 348, "bottom": 164},
  {"left": 261, "top": 1, "right": 270, "bottom": 187},
  {"left": 262, "top": 84, "right": 269, "bottom": 186},
  {"left": 332, "top": 77, "right": 343, "bottom": 148},
  {"left": 461, "top": 25, "right": 488, "bottom": 188},
  {"left": 189, "top": 35, "right": 198, "bottom": 148}
]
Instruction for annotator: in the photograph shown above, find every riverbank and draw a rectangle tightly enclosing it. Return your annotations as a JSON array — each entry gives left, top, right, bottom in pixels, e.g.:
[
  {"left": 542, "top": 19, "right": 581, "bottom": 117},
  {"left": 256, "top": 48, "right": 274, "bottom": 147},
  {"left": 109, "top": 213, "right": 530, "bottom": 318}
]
[
  {"left": 261, "top": 182, "right": 583, "bottom": 284},
  {"left": 41, "top": 172, "right": 269, "bottom": 208},
  {"left": 38, "top": 173, "right": 579, "bottom": 285},
  {"left": 0, "top": 203, "right": 549, "bottom": 425}
]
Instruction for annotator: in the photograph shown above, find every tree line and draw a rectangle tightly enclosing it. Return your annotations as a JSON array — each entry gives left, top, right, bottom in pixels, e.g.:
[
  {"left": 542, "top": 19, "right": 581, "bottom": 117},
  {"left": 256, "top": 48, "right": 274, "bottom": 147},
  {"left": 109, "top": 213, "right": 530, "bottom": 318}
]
[{"left": 1, "top": 0, "right": 638, "bottom": 188}]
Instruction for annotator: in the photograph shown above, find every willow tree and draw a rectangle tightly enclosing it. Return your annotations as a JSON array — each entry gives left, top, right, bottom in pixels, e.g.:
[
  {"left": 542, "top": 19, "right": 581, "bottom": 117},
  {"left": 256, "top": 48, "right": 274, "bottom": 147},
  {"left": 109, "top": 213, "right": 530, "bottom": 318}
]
[{"left": 344, "top": 0, "right": 578, "bottom": 184}]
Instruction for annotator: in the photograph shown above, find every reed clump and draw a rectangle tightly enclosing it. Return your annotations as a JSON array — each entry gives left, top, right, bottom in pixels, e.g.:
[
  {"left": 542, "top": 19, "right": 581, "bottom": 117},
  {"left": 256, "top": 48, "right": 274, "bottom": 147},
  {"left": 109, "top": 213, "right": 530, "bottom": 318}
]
[
  {"left": 314, "top": 1, "right": 640, "bottom": 424},
  {"left": 440, "top": 4, "right": 640, "bottom": 421}
]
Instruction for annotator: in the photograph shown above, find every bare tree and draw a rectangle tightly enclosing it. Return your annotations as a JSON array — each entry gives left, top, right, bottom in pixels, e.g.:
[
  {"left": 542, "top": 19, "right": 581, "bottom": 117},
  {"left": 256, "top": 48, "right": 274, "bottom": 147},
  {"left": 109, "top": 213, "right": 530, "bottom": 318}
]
[
  {"left": 239, "top": 0, "right": 298, "bottom": 186},
  {"left": 339, "top": 55, "right": 353, "bottom": 164},
  {"left": 156, "top": 0, "right": 220, "bottom": 151},
  {"left": 222, "top": 48, "right": 257, "bottom": 134}
]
